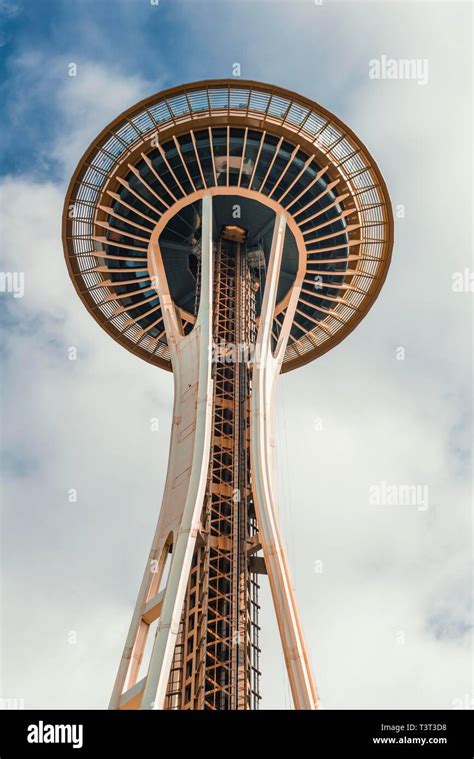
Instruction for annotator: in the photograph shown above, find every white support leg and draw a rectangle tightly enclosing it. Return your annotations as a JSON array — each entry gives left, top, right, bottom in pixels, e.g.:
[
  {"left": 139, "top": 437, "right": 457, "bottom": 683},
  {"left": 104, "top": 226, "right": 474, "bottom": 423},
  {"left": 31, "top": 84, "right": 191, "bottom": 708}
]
[
  {"left": 250, "top": 213, "right": 319, "bottom": 710},
  {"left": 109, "top": 195, "right": 214, "bottom": 710}
]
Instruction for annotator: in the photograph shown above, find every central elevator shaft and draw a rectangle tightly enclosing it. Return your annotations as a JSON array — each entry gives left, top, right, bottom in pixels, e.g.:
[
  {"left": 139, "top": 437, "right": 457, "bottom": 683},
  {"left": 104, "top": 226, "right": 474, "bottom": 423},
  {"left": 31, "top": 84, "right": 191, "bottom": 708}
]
[{"left": 164, "top": 229, "right": 261, "bottom": 710}]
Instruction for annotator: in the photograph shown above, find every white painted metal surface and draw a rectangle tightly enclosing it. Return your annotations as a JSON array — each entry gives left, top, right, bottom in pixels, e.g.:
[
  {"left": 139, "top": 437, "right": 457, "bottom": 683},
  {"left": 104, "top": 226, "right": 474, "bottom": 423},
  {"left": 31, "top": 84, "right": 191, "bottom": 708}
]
[
  {"left": 109, "top": 196, "right": 214, "bottom": 710},
  {"left": 250, "top": 214, "right": 319, "bottom": 710}
]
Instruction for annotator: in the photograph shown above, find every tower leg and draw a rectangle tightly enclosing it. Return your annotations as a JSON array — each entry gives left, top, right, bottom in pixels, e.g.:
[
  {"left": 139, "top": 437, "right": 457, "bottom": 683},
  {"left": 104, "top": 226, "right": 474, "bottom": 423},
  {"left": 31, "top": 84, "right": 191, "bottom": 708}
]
[
  {"left": 250, "top": 214, "right": 319, "bottom": 710},
  {"left": 109, "top": 196, "right": 214, "bottom": 710}
]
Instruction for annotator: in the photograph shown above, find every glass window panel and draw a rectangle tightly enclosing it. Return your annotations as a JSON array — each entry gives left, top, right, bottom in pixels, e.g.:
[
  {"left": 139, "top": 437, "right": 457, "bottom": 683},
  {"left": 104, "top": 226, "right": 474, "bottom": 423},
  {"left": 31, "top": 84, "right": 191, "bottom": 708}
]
[
  {"left": 251, "top": 136, "right": 278, "bottom": 191},
  {"left": 148, "top": 101, "right": 173, "bottom": 125},
  {"left": 162, "top": 141, "right": 193, "bottom": 195},
  {"left": 128, "top": 172, "right": 164, "bottom": 215},
  {"left": 239, "top": 132, "right": 261, "bottom": 188},
  {"left": 137, "top": 155, "right": 174, "bottom": 209},
  {"left": 209, "top": 88, "right": 229, "bottom": 110},
  {"left": 286, "top": 104, "right": 309, "bottom": 126},
  {"left": 230, "top": 88, "right": 250, "bottom": 111},
  {"left": 116, "top": 121, "right": 138, "bottom": 145},
  {"left": 212, "top": 127, "right": 228, "bottom": 186},
  {"left": 301, "top": 112, "right": 327, "bottom": 137},
  {"left": 91, "top": 150, "right": 116, "bottom": 172},
  {"left": 194, "top": 130, "right": 215, "bottom": 187},
  {"left": 248, "top": 90, "right": 270, "bottom": 113},
  {"left": 228, "top": 129, "right": 245, "bottom": 185},
  {"left": 102, "top": 134, "right": 126, "bottom": 158},
  {"left": 177, "top": 134, "right": 203, "bottom": 189},
  {"left": 83, "top": 168, "right": 106, "bottom": 188},
  {"left": 167, "top": 95, "right": 190, "bottom": 118},
  {"left": 272, "top": 154, "right": 303, "bottom": 201},
  {"left": 188, "top": 90, "right": 208, "bottom": 112},
  {"left": 268, "top": 95, "right": 290, "bottom": 118},
  {"left": 131, "top": 110, "right": 155, "bottom": 134}
]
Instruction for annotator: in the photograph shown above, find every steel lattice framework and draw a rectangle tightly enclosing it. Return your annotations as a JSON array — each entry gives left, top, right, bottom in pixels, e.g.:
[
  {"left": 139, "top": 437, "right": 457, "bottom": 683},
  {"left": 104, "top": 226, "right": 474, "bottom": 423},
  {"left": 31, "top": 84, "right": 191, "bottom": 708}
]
[{"left": 62, "top": 80, "right": 393, "bottom": 711}]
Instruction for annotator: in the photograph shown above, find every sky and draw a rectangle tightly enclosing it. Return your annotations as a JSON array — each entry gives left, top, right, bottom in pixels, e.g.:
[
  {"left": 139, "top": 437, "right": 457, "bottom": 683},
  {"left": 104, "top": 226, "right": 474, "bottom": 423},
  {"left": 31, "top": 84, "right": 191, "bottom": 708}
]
[{"left": 0, "top": 0, "right": 472, "bottom": 710}]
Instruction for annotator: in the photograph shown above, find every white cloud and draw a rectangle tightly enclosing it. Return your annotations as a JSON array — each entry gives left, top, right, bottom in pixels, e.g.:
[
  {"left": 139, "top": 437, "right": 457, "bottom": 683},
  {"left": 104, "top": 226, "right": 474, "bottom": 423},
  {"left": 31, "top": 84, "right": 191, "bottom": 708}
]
[
  {"left": 3, "top": 51, "right": 155, "bottom": 178},
  {"left": 53, "top": 62, "right": 155, "bottom": 175},
  {"left": 0, "top": 64, "right": 174, "bottom": 709}
]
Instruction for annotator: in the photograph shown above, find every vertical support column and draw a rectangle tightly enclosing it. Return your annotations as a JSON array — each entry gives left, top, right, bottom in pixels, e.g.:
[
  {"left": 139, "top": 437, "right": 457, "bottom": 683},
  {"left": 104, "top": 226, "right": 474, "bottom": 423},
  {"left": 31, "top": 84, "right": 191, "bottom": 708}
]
[
  {"left": 141, "top": 195, "right": 214, "bottom": 710},
  {"left": 109, "top": 196, "right": 214, "bottom": 710},
  {"left": 250, "top": 214, "right": 319, "bottom": 710}
]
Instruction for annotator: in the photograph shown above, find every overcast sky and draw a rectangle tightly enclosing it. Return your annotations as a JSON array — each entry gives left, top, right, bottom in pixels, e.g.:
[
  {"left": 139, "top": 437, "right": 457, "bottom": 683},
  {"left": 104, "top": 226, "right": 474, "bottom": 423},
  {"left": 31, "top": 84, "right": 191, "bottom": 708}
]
[{"left": 0, "top": 0, "right": 472, "bottom": 710}]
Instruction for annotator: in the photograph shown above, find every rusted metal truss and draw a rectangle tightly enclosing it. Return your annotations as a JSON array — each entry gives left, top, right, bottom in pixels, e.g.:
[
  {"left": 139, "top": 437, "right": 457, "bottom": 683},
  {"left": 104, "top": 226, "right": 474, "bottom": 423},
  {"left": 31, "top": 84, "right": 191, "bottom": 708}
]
[{"left": 162, "top": 238, "right": 261, "bottom": 710}]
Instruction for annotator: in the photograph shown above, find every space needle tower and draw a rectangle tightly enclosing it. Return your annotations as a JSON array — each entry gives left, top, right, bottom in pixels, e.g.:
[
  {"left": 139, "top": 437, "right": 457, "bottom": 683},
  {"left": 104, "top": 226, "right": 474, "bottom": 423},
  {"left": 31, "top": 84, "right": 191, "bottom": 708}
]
[{"left": 62, "top": 80, "right": 393, "bottom": 710}]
